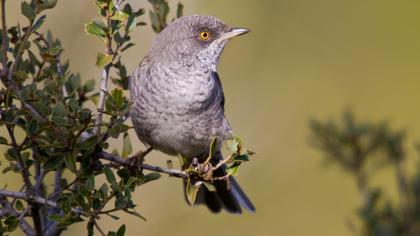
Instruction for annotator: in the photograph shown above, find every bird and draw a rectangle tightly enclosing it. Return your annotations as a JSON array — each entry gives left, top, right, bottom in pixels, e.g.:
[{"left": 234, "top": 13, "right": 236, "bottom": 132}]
[{"left": 129, "top": 15, "right": 255, "bottom": 214}]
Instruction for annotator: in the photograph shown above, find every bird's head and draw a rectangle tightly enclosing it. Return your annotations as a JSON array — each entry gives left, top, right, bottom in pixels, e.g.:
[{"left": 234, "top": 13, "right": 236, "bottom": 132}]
[{"left": 149, "top": 15, "right": 249, "bottom": 70}]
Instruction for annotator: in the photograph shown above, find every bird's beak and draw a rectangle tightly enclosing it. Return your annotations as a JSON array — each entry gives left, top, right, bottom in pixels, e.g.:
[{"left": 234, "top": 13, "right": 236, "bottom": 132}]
[{"left": 220, "top": 28, "right": 250, "bottom": 41}]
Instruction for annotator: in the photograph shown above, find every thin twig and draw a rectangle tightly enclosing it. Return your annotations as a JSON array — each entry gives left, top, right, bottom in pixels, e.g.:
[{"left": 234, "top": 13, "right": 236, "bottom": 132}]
[
  {"left": 99, "top": 151, "right": 189, "bottom": 178},
  {"left": 213, "top": 154, "right": 233, "bottom": 171},
  {"left": 48, "top": 176, "right": 78, "bottom": 201},
  {"left": 53, "top": 163, "right": 63, "bottom": 198},
  {"left": 5, "top": 125, "right": 42, "bottom": 235},
  {"left": 115, "top": 0, "right": 126, "bottom": 10},
  {"left": 45, "top": 164, "right": 65, "bottom": 236},
  {"left": 0, "top": 189, "right": 86, "bottom": 216},
  {"left": 1, "top": 0, "right": 7, "bottom": 72},
  {"left": 6, "top": 126, "right": 34, "bottom": 193},
  {"left": 94, "top": 219, "right": 107, "bottom": 236},
  {"left": 94, "top": 1, "right": 114, "bottom": 135},
  {"left": 0, "top": 197, "right": 36, "bottom": 236},
  {"left": 33, "top": 149, "right": 47, "bottom": 233},
  {"left": 7, "top": 23, "right": 33, "bottom": 82},
  {"left": 94, "top": 67, "right": 111, "bottom": 135}
]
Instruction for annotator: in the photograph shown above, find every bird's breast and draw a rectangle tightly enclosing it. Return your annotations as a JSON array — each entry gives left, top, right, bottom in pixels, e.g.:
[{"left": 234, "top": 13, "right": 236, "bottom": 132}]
[{"left": 130, "top": 62, "right": 225, "bottom": 157}]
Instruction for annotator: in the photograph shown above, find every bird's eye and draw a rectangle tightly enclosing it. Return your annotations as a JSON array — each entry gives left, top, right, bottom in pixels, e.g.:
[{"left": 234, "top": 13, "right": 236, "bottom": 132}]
[{"left": 199, "top": 31, "right": 210, "bottom": 41}]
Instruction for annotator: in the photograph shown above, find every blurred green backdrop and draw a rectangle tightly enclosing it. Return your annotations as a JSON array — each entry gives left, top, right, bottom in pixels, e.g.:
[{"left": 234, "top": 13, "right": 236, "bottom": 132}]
[{"left": 4, "top": 0, "right": 420, "bottom": 235}]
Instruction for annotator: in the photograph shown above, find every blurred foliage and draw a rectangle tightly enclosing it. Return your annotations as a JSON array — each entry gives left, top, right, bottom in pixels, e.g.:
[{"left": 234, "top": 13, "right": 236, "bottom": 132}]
[{"left": 311, "top": 112, "right": 420, "bottom": 236}]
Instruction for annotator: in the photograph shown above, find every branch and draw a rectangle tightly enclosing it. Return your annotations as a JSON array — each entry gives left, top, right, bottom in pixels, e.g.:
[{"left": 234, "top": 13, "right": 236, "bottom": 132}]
[
  {"left": 0, "top": 197, "right": 36, "bottom": 236},
  {"left": 32, "top": 149, "right": 47, "bottom": 233},
  {"left": 213, "top": 154, "right": 233, "bottom": 171},
  {"left": 115, "top": 0, "right": 126, "bottom": 10},
  {"left": 99, "top": 151, "right": 189, "bottom": 178},
  {"left": 1, "top": 0, "right": 7, "bottom": 71},
  {"left": 5, "top": 126, "right": 34, "bottom": 193},
  {"left": 0, "top": 190, "right": 86, "bottom": 216},
  {"left": 9, "top": 82, "right": 48, "bottom": 123},
  {"left": 94, "top": 67, "right": 110, "bottom": 135},
  {"left": 93, "top": 219, "right": 107, "bottom": 236},
  {"left": 94, "top": 1, "right": 114, "bottom": 135},
  {"left": 4, "top": 125, "right": 43, "bottom": 234},
  {"left": 7, "top": 21, "right": 33, "bottom": 82}
]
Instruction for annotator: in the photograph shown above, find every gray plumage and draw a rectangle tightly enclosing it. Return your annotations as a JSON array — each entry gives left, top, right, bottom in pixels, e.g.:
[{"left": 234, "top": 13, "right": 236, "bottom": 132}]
[{"left": 130, "top": 15, "right": 254, "bottom": 213}]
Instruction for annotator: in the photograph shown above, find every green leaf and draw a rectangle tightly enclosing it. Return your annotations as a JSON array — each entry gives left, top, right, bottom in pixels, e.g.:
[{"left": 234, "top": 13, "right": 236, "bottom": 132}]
[
  {"left": 0, "top": 136, "right": 8, "bottom": 145},
  {"left": 117, "top": 224, "right": 126, "bottom": 236},
  {"left": 52, "top": 102, "right": 66, "bottom": 117},
  {"left": 85, "top": 21, "right": 106, "bottom": 39},
  {"left": 144, "top": 172, "right": 161, "bottom": 183},
  {"left": 112, "top": 88, "right": 124, "bottom": 108},
  {"left": 33, "top": 15, "right": 46, "bottom": 31},
  {"left": 149, "top": 11, "right": 160, "bottom": 33},
  {"left": 104, "top": 167, "right": 119, "bottom": 192},
  {"left": 95, "top": 0, "right": 109, "bottom": 9},
  {"left": 203, "top": 182, "right": 216, "bottom": 192},
  {"left": 176, "top": 3, "right": 183, "bottom": 18},
  {"left": 109, "top": 122, "right": 130, "bottom": 138},
  {"left": 44, "top": 80, "right": 58, "bottom": 95},
  {"left": 126, "top": 15, "right": 138, "bottom": 32},
  {"left": 4, "top": 216, "right": 18, "bottom": 232},
  {"left": 100, "top": 183, "right": 109, "bottom": 199},
  {"left": 28, "top": 50, "right": 42, "bottom": 66},
  {"left": 107, "top": 214, "right": 120, "bottom": 220},
  {"left": 123, "top": 210, "right": 146, "bottom": 221},
  {"left": 120, "top": 42, "right": 135, "bottom": 52},
  {"left": 27, "top": 119, "right": 39, "bottom": 135},
  {"left": 3, "top": 108, "right": 15, "bottom": 125},
  {"left": 122, "top": 132, "right": 132, "bottom": 158},
  {"left": 226, "top": 137, "right": 240, "bottom": 154},
  {"left": 86, "top": 175, "right": 95, "bottom": 192},
  {"left": 185, "top": 179, "right": 199, "bottom": 205},
  {"left": 111, "top": 11, "right": 129, "bottom": 21},
  {"left": 209, "top": 137, "right": 217, "bottom": 158},
  {"left": 204, "top": 137, "right": 217, "bottom": 164},
  {"left": 40, "top": 0, "right": 58, "bottom": 10},
  {"left": 227, "top": 162, "right": 241, "bottom": 176},
  {"left": 15, "top": 200, "right": 24, "bottom": 211},
  {"left": 21, "top": 2, "right": 36, "bottom": 21},
  {"left": 234, "top": 154, "right": 250, "bottom": 162},
  {"left": 76, "top": 135, "right": 98, "bottom": 150},
  {"left": 64, "top": 152, "right": 77, "bottom": 173},
  {"left": 14, "top": 70, "right": 28, "bottom": 80},
  {"left": 83, "top": 79, "right": 96, "bottom": 92},
  {"left": 96, "top": 53, "right": 112, "bottom": 67},
  {"left": 48, "top": 214, "right": 63, "bottom": 222},
  {"left": 87, "top": 220, "right": 94, "bottom": 236},
  {"left": 42, "top": 157, "right": 61, "bottom": 171}
]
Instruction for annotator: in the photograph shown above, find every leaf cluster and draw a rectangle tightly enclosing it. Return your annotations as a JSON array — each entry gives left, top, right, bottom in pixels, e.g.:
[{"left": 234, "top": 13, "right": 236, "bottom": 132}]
[{"left": 310, "top": 112, "right": 420, "bottom": 236}]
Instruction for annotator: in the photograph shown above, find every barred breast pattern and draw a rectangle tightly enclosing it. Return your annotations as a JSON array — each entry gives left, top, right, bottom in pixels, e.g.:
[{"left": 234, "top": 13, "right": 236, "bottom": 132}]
[{"left": 129, "top": 56, "right": 231, "bottom": 158}]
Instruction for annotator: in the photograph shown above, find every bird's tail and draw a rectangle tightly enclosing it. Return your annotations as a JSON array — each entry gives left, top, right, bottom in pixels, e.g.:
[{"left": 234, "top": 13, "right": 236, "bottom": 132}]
[{"left": 183, "top": 151, "right": 255, "bottom": 214}]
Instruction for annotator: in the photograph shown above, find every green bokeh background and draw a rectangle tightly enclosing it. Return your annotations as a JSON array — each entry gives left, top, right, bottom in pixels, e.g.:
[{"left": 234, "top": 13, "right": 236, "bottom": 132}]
[{"left": 4, "top": 0, "right": 420, "bottom": 235}]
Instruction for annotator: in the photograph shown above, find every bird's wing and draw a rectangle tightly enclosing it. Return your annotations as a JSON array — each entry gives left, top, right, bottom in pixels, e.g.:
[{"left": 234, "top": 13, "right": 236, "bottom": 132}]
[
  {"left": 211, "top": 71, "right": 225, "bottom": 111},
  {"left": 211, "top": 71, "right": 233, "bottom": 137}
]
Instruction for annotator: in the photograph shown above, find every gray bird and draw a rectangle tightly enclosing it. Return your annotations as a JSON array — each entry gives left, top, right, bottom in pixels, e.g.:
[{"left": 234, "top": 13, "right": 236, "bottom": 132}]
[{"left": 130, "top": 15, "right": 255, "bottom": 213}]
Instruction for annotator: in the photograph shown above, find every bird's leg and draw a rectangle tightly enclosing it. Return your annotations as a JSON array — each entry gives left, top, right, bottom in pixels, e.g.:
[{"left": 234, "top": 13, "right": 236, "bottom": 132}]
[{"left": 129, "top": 146, "right": 154, "bottom": 172}]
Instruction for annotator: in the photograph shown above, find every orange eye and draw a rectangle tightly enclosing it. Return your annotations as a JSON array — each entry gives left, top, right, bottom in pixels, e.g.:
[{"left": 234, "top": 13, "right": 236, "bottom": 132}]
[{"left": 199, "top": 31, "right": 210, "bottom": 40}]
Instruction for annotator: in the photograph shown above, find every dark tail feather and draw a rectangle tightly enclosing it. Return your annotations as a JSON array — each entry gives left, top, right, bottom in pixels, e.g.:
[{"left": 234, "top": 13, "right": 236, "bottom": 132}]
[
  {"left": 184, "top": 151, "right": 255, "bottom": 214},
  {"left": 229, "top": 176, "right": 256, "bottom": 212}
]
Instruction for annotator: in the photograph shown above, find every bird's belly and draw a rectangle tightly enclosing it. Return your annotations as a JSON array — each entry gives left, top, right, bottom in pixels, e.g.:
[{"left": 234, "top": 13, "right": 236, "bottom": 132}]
[
  {"left": 131, "top": 70, "right": 226, "bottom": 158},
  {"left": 131, "top": 100, "right": 221, "bottom": 158}
]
